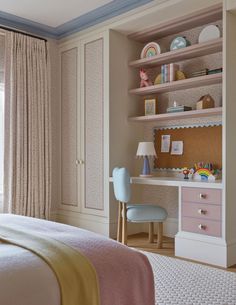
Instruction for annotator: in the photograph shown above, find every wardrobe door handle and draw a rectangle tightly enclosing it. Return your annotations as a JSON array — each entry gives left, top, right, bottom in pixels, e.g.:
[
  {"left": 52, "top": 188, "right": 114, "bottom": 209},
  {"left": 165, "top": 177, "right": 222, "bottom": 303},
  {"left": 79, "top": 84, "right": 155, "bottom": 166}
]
[{"left": 76, "top": 159, "right": 84, "bottom": 165}]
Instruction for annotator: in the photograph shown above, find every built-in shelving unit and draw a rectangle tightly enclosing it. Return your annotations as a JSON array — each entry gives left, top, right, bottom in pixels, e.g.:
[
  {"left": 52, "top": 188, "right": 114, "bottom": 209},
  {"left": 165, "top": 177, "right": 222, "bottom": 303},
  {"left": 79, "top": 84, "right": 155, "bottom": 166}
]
[
  {"left": 128, "top": 107, "right": 222, "bottom": 122},
  {"left": 129, "top": 38, "right": 222, "bottom": 69},
  {"left": 129, "top": 3, "right": 222, "bottom": 42},
  {"left": 129, "top": 73, "right": 222, "bottom": 96}
]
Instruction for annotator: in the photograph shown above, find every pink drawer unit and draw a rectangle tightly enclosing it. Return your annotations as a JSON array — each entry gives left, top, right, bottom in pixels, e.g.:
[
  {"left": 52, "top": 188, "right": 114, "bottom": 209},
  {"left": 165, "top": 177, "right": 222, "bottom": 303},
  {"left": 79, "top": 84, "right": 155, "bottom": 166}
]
[
  {"left": 182, "top": 202, "right": 221, "bottom": 221},
  {"left": 182, "top": 187, "right": 222, "bottom": 205},
  {"left": 182, "top": 217, "right": 222, "bottom": 237}
]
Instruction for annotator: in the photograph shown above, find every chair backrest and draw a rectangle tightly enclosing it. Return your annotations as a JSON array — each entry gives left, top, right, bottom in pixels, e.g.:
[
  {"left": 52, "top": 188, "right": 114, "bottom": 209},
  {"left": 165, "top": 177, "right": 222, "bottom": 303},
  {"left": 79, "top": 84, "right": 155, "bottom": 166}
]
[{"left": 112, "top": 167, "right": 131, "bottom": 203}]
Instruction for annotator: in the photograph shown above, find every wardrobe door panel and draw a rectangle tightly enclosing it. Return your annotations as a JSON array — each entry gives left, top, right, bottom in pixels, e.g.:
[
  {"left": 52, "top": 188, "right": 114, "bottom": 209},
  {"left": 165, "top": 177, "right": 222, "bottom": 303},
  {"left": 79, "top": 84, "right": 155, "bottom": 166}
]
[
  {"left": 84, "top": 38, "right": 104, "bottom": 212},
  {"left": 61, "top": 48, "right": 78, "bottom": 207}
]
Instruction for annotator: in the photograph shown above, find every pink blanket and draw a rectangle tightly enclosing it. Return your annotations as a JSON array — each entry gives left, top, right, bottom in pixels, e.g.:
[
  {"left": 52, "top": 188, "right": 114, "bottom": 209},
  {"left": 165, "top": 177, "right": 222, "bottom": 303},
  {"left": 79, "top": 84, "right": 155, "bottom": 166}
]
[{"left": 0, "top": 214, "right": 155, "bottom": 305}]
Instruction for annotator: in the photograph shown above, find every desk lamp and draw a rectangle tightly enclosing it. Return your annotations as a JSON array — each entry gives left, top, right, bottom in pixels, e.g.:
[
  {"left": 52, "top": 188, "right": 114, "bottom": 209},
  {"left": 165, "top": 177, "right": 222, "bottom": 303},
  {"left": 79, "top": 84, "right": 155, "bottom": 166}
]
[{"left": 136, "top": 142, "right": 157, "bottom": 177}]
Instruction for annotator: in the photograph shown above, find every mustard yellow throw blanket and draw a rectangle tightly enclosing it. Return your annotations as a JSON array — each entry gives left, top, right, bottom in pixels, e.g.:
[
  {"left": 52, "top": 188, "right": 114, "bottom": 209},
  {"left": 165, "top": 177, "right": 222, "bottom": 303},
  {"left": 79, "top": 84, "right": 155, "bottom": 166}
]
[{"left": 0, "top": 224, "right": 100, "bottom": 305}]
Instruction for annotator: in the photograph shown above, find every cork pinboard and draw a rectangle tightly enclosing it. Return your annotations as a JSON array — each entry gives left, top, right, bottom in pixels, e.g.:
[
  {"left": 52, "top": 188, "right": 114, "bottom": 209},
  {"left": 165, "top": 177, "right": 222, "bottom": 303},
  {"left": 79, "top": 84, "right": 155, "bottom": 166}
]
[{"left": 154, "top": 125, "right": 222, "bottom": 169}]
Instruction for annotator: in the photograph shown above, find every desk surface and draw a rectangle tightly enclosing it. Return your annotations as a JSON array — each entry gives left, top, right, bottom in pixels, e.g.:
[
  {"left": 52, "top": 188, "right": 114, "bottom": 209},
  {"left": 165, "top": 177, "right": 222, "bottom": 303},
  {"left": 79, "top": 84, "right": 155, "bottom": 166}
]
[
  {"left": 130, "top": 177, "right": 223, "bottom": 189},
  {"left": 110, "top": 176, "right": 223, "bottom": 189}
]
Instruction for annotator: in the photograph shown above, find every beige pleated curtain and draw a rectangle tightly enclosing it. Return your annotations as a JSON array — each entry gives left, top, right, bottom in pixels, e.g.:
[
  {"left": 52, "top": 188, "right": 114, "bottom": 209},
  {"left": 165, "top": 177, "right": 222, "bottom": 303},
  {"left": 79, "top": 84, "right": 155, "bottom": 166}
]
[{"left": 3, "top": 31, "right": 51, "bottom": 219}]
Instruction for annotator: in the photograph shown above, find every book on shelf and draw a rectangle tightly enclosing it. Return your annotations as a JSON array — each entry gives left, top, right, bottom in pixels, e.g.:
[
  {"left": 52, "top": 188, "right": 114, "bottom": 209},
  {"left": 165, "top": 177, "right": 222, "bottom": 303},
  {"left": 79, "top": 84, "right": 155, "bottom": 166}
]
[
  {"left": 191, "top": 68, "right": 222, "bottom": 78},
  {"left": 208, "top": 68, "right": 222, "bottom": 75},
  {"left": 161, "top": 63, "right": 179, "bottom": 83},
  {"left": 167, "top": 105, "right": 192, "bottom": 113},
  {"left": 191, "top": 68, "right": 208, "bottom": 78}
]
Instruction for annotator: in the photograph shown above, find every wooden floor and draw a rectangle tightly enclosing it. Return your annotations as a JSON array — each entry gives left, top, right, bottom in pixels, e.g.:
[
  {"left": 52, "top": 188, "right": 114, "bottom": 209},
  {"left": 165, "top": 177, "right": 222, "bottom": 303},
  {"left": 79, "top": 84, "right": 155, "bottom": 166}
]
[{"left": 128, "top": 233, "right": 236, "bottom": 273}]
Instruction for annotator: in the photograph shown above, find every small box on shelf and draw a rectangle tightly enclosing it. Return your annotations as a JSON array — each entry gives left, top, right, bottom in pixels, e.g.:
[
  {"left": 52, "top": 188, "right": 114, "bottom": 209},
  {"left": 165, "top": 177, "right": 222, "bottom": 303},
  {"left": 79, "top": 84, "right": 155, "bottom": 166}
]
[{"left": 144, "top": 98, "right": 158, "bottom": 116}]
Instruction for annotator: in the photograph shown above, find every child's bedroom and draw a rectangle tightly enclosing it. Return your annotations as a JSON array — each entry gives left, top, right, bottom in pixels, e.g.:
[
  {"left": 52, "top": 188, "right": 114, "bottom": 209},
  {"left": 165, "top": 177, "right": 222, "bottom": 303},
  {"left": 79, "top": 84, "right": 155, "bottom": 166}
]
[{"left": 0, "top": 0, "right": 235, "bottom": 304}]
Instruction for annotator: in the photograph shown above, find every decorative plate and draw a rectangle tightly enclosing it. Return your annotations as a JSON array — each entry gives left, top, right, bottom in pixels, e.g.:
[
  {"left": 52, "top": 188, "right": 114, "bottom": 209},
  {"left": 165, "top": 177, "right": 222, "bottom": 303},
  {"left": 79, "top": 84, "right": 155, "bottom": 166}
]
[
  {"left": 170, "top": 36, "right": 190, "bottom": 51},
  {"left": 198, "top": 25, "right": 220, "bottom": 43},
  {"left": 140, "top": 42, "right": 161, "bottom": 59}
]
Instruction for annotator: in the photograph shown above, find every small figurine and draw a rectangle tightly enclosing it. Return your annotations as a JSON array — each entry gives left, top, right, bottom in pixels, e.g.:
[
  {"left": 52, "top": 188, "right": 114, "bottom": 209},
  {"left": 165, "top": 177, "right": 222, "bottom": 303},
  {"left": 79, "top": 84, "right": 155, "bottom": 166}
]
[
  {"left": 173, "top": 101, "right": 178, "bottom": 107},
  {"left": 182, "top": 167, "right": 190, "bottom": 180},
  {"left": 140, "top": 69, "right": 153, "bottom": 88}
]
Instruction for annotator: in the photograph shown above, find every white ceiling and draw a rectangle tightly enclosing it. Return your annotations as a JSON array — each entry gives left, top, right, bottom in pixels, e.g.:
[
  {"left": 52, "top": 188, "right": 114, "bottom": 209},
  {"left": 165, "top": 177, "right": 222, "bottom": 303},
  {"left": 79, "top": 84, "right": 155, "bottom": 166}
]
[{"left": 0, "top": 0, "right": 113, "bottom": 27}]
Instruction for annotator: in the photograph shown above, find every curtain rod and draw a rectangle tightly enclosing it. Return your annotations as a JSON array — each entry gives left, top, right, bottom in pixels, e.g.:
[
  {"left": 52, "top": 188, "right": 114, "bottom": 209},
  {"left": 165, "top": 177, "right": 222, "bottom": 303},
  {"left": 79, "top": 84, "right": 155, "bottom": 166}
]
[{"left": 0, "top": 25, "right": 47, "bottom": 42}]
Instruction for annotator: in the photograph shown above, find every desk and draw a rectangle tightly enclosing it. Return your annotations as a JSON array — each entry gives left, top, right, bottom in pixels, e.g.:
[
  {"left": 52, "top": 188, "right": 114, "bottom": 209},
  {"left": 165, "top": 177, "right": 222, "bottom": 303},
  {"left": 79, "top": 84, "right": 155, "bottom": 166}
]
[
  {"left": 110, "top": 175, "right": 225, "bottom": 266},
  {"left": 129, "top": 176, "right": 223, "bottom": 189}
]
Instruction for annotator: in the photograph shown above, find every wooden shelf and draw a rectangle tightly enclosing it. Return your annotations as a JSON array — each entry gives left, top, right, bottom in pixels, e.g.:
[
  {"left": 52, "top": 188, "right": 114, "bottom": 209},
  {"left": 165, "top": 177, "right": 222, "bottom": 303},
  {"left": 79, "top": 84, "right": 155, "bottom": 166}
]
[
  {"left": 129, "top": 38, "right": 222, "bottom": 69},
  {"left": 129, "top": 73, "right": 222, "bottom": 96},
  {"left": 128, "top": 107, "right": 222, "bottom": 122},
  {"left": 129, "top": 4, "right": 222, "bottom": 42}
]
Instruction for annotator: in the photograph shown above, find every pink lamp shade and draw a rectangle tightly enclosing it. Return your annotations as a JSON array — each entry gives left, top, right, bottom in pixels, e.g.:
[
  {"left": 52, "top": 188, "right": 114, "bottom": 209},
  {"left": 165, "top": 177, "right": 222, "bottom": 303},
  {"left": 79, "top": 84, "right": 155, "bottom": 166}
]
[{"left": 136, "top": 142, "right": 157, "bottom": 177}]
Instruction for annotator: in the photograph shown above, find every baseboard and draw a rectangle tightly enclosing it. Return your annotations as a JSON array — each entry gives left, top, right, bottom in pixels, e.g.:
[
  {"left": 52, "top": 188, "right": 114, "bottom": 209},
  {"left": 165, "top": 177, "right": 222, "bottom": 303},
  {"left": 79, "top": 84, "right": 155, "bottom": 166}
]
[
  {"left": 109, "top": 217, "right": 178, "bottom": 239},
  {"left": 175, "top": 232, "right": 228, "bottom": 267},
  {"left": 56, "top": 209, "right": 110, "bottom": 236},
  {"left": 109, "top": 222, "right": 146, "bottom": 239},
  {"left": 227, "top": 241, "right": 236, "bottom": 267},
  {"left": 56, "top": 209, "right": 178, "bottom": 240},
  {"left": 49, "top": 210, "right": 57, "bottom": 221}
]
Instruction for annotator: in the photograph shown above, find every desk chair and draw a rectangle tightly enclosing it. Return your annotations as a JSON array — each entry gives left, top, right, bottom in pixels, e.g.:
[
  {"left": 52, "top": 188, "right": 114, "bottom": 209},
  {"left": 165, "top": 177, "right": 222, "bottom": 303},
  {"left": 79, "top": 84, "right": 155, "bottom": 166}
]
[{"left": 112, "top": 167, "right": 167, "bottom": 248}]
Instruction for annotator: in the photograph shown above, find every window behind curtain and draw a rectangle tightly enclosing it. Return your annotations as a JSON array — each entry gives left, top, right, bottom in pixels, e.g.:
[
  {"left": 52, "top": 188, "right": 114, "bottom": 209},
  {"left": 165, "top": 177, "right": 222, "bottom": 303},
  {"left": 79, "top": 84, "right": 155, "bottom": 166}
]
[{"left": 0, "top": 35, "right": 5, "bottom": 204}]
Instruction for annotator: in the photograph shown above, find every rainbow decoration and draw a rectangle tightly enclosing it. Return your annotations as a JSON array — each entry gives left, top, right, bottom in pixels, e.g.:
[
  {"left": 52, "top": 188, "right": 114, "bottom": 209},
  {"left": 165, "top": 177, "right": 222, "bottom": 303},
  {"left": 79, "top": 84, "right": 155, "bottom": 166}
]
[
  {"left": 194, "top": 168, "right": 215, "bottom": 181},
  {"left": 141, "top": 42, "right": 161, "bottom": 59}
]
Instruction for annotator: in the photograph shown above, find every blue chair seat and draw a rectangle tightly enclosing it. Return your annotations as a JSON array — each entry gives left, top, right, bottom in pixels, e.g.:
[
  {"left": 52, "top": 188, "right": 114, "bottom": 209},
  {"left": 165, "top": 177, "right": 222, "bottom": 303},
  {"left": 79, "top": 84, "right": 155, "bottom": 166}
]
[{"left": 127, "top": 204, "right": 167, "bottom": 223}]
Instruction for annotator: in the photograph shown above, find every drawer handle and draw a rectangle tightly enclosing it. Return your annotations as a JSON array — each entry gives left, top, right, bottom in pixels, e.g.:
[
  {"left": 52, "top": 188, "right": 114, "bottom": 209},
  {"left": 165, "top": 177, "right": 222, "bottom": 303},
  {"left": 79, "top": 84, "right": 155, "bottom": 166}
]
[
  {"left": 198, "top": 209, "right": 206, "bottom": 215},
  {"left": 199, "top": 193, "right": 207, "bottom": 199},
  {"left": 198, "top": 224, "right": 206, "bottom": 230}
]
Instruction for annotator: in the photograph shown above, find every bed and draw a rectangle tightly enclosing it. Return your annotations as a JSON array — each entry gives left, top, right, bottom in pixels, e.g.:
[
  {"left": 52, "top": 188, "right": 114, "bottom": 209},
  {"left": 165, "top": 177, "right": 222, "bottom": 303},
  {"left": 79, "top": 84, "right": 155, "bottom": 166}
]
[{"left": 0, "top": 214, "right": 155, "bottom": 305}]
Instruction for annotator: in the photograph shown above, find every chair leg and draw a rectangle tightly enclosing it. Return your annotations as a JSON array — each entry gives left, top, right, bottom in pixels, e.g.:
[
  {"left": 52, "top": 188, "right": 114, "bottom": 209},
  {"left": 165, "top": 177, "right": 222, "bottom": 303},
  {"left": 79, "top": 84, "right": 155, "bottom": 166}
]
[
  {"left": 157, "top": 222, "right": 163, "bottom": 249},
  {"left": 148, "top": 222, "right": 154, "bottom": 243},
  {"left": 117, "top": 202, "right": 122, "bottom": 242},
  {"left": 122, "top": 202, "right": 127, "bottom": 245}
]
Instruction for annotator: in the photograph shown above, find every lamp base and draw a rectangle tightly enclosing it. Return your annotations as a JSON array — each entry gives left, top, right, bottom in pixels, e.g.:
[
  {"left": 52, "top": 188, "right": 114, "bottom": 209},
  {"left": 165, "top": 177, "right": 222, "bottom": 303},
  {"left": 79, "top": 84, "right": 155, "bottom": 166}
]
[{"left": 139, "top": 174, "right": 153, "bottom": 178}]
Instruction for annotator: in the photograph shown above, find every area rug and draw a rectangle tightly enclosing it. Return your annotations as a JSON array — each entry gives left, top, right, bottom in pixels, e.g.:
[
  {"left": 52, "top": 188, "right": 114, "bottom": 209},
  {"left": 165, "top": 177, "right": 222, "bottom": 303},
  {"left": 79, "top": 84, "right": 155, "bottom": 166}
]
[{"left": 144, "top": 252, "right": 236, "bottom": 305}]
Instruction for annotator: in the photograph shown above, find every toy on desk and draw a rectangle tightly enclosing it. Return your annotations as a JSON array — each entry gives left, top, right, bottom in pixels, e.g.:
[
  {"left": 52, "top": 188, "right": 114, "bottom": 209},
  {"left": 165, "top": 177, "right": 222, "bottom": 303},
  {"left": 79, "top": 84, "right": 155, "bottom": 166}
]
[
  {"left": 182, "top": 167, "right": 194, "bottom": 180},
  {"left": 193, "top": 162, "right": 219, "bottom": 181},
  {"left": 182, "top": 167, "right": 190, "bottom": 180},
  {"left": 140, "top": 69, "right": 153, "bottom": 88}
]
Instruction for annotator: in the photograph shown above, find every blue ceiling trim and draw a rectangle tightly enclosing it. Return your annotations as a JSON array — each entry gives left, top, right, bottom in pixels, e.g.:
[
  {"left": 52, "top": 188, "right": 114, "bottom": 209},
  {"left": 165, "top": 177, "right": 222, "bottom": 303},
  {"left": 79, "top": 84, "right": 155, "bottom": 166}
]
[
  {"left": 0, "top": 0, "right": 153, "bottom": 40},
  {"left": 0, "top": 11, "right": 57, "bottom": 39},
  {"left": 56, "top": 0, "right": 154, "bottom": 38}
]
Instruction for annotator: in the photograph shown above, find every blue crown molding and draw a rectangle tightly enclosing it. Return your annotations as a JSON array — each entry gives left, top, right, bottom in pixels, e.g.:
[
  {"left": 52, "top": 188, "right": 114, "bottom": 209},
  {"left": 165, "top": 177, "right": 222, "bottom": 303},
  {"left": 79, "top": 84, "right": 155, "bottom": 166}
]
[
  {"left": 56, "top": 0, "right": 154, "bottom": 38},
  {"left": 0, "top": 11, "right": 57, "bottom": 39},
  {"left": 0, "top": 0, "right": 153, "bottom": 40}
]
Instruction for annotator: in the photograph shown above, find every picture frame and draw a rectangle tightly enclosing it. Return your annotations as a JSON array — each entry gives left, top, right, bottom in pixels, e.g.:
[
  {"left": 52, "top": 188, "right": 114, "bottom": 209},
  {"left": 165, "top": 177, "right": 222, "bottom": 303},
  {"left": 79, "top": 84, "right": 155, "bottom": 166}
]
[{"left": 144, "top": 98, "right": 157, "bottom": 116}]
